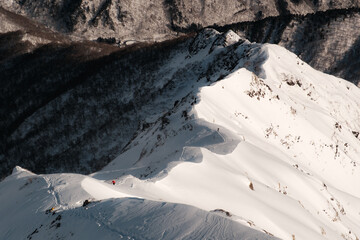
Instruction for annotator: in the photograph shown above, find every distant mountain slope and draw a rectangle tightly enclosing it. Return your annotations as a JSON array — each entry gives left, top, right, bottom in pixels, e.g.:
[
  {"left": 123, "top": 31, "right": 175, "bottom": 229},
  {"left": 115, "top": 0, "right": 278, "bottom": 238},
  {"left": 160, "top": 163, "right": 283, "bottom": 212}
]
[
  {"left": 1, "top": 1, "right": 360, "bottom": 84},
  {"left": 2, "top": 0, "right": 360, "bottom": 41}
]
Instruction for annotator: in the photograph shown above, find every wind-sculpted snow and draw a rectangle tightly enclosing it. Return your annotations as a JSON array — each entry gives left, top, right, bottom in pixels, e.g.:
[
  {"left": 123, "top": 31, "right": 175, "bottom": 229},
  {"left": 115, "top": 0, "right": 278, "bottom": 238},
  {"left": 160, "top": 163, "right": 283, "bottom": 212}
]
[
  {"left": 0, "top": 167, "right": 278, "bottom": 240},
  {"left": 92, "top": 32, "right": 360, "bottom": 239}
]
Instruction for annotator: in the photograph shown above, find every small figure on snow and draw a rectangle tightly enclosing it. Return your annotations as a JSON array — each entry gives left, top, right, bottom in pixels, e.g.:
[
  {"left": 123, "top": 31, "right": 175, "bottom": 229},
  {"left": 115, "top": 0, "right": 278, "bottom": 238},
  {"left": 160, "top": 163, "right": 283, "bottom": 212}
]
[
  {"left": 45, "top": 207, "right": 55, "bottom": 214},
  {"left": 112, "top": 180, "right": 116, "bottom": 185}
]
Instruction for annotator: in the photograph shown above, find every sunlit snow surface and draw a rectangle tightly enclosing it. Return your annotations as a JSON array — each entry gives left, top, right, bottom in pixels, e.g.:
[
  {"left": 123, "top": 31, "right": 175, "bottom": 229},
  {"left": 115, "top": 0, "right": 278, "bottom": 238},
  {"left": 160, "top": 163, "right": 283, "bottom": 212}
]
[
  {"left": 1, "top": 30, "right": 360, "bottom": 240},
  {"left": 0, "top": 167, "right": 277, "bottom": 240}
]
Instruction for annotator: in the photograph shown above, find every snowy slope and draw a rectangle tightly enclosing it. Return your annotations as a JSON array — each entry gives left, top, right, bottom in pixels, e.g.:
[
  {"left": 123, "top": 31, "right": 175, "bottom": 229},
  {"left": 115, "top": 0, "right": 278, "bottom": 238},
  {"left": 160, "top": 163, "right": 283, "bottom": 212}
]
[
  {"left": 0, "top": 167, "right": 278, "bottom": 240},
  {"left": 92, "top": 32, "right": 360, "bottom": 240},
  {"left": 1, "top": 29, "right": 360, "bottom": 240}
]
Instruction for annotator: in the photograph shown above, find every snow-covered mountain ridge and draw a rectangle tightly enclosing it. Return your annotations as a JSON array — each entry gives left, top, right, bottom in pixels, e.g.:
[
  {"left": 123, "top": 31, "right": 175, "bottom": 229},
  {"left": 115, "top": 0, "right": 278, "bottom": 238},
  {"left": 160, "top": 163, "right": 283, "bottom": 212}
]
[{"left": 1, "top": 29, "right": 360, "bottom": 240}]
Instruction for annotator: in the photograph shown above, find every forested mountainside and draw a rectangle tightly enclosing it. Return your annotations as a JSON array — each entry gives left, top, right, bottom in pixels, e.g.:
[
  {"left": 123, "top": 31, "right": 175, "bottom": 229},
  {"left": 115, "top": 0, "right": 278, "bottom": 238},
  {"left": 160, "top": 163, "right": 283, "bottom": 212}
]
[
  {"left": 1, "top": 0, "right": 359, "bottom": 85},
  {"left": 1, "top": 0, "right": 360, "bottom": 41},
  {"left": 0, "top": 23, "right": 196, "bottom": 178}
]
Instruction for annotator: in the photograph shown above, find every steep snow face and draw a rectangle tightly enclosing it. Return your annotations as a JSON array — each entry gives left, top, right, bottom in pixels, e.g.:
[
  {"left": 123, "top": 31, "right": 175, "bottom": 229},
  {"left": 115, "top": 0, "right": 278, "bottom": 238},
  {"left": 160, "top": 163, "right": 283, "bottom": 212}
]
[
  {"left": 1, "top": 30, "right": 360, "bottom": 240},
  {"left": 93, "top": 34, "right": 360, "bottom": 239}
]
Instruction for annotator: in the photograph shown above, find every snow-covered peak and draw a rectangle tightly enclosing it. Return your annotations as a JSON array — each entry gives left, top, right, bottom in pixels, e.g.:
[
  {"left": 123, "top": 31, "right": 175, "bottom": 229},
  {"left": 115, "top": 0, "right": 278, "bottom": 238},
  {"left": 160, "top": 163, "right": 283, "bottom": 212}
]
[
  {"left": 1, "top": 30, "right": 359, "bottom": 240},
  {"left": 12, "top": 166, "right": 27, "bottom": 174},
  {"left": 10, "top": 166, "right": 35, "bottom": 177},
  {"left": 93, "top": 32, "right": 360, "bottom": 239}
]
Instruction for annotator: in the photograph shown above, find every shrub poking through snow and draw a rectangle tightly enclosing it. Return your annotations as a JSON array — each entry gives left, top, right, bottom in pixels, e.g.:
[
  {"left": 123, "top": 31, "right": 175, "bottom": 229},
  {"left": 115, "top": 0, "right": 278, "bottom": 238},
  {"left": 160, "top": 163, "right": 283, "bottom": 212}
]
[
  {"left": 83, "top": 199, "right": 91, "bottom": 207},
  {"left": 211, "top": 209, "right": 232, "bottom": 217},
  {"left": 249, "top": 182, "right": 254, "bottom": 190}
]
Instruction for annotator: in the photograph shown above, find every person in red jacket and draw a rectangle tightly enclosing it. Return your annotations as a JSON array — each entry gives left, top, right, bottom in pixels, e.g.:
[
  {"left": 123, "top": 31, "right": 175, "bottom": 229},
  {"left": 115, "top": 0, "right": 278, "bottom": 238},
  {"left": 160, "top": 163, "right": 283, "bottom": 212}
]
[{"left": 112, "top": 180, "right": 116, "bottom": 185}]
